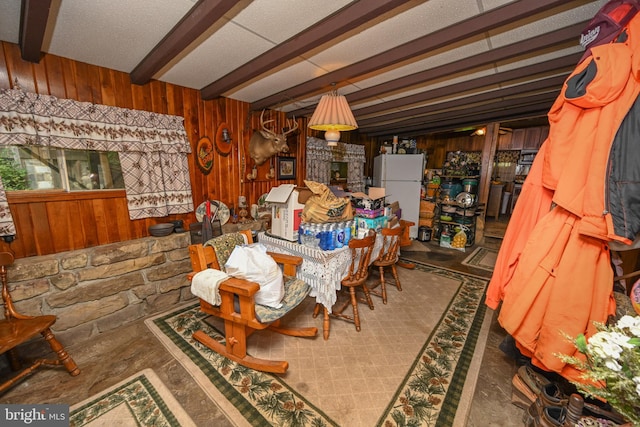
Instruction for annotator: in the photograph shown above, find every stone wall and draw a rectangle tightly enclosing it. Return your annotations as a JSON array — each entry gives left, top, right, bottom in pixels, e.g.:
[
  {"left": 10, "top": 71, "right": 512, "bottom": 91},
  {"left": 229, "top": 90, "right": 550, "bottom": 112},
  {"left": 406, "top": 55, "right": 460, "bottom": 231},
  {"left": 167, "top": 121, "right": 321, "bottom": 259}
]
[{"left": 5, "top": 232, "right": 196, "bottom": 351}]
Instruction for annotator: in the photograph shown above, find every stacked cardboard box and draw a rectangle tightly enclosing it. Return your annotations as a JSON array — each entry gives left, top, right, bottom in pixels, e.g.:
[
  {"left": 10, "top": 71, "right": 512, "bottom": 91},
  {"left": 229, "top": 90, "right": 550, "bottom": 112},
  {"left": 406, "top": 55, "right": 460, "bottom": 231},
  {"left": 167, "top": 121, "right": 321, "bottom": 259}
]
[
  {"left": 419, "top": 200, "right": 436, "bottom": 228},
  {"left": 351, "top": 187, "right": 388, "bottom": 238}
]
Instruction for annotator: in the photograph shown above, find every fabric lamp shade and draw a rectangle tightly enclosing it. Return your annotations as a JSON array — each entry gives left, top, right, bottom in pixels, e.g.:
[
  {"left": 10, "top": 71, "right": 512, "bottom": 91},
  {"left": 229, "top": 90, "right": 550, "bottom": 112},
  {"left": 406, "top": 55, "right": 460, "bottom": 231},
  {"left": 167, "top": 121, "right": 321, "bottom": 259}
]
[{"left": 308, "top": 93, "right": 358, "bottom": 146}]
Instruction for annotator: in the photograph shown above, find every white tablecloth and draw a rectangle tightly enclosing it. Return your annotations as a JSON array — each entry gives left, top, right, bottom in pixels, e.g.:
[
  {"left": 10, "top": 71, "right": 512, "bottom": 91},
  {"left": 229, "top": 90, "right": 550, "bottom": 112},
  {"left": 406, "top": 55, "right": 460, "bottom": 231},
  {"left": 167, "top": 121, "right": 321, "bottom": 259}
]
[{"left": 258, "top": 232, "right": 384, "bottom": 310}]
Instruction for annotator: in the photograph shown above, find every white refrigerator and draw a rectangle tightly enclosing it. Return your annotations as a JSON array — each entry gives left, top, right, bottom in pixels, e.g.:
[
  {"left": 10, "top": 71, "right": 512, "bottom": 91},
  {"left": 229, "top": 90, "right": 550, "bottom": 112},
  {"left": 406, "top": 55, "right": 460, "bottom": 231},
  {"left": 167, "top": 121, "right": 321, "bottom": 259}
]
[{"left": 373, "top": 154, "right": 424, "bottom": 238}]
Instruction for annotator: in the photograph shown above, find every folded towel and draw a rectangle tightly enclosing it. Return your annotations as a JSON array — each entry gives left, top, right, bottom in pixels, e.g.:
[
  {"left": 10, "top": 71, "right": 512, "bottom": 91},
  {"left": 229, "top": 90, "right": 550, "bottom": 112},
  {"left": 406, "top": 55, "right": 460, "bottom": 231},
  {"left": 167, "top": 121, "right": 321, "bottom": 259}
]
[{"left": 190, "top": 268, "right": 229, "bottom": 306}]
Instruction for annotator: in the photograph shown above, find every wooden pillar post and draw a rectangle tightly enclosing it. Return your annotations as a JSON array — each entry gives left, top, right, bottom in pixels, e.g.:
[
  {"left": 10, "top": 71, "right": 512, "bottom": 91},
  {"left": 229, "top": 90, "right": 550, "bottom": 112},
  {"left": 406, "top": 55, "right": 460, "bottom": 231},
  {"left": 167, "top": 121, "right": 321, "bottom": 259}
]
[{"left": 476, "top": 122, "right": 500, "bottom": 244}]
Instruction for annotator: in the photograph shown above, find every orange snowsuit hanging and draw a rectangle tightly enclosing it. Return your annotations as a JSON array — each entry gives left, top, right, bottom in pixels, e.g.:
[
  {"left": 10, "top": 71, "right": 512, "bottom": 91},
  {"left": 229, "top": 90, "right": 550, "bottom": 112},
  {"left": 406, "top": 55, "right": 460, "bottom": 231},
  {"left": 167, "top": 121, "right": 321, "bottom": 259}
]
[{"left": 486, "top": 14, "right": 640, "bottom": 382}]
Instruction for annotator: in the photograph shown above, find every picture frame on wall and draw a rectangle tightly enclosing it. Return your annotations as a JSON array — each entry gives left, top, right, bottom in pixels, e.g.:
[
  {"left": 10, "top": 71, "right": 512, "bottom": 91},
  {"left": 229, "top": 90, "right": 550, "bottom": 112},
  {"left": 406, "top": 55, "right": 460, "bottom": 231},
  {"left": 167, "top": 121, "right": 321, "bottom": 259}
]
[{"left": 277, "top": 157, "right": 296, "bottom": 180}]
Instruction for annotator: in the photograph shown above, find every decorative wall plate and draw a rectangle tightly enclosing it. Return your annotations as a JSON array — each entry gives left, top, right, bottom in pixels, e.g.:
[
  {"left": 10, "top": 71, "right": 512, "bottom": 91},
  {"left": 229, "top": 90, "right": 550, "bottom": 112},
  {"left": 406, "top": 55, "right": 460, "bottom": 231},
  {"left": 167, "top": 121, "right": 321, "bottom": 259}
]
[
  {"left": 196, "top": 136, "right": 214, "bottom": 174},
  {"left": 195, "top": 200, "right": 230, "bottom": 225},
  {"left": 214, "top": 122, "right": 232, "bottom": 156}
]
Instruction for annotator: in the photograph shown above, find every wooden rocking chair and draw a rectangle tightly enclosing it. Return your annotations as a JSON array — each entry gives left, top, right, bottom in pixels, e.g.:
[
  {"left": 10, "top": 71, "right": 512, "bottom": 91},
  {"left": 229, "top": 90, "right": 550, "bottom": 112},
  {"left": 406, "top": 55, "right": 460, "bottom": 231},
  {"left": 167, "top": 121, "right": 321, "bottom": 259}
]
[
  {"left": 187, "top": 230, "right": 317, "bottom": 374},
  {"left": 0, "top": 252, "right": 80, "bottom": 394}
]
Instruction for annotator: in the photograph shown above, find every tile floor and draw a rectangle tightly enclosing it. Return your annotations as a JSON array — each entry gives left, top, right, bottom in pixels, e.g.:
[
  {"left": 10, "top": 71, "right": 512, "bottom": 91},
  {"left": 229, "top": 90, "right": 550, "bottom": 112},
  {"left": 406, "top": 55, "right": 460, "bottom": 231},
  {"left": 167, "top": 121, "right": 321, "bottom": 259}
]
[{"left": 0, "top": 227, "right": 528, "bottom": 426}]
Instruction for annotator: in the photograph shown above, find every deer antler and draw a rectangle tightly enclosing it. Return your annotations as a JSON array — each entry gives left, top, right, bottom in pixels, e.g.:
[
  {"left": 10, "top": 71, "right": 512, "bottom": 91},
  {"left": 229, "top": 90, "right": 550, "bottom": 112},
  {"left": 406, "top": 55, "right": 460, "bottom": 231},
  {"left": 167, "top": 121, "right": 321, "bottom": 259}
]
[
  {"left": 259, "top": 110, "right": 276, "bottom": 136},
  {"left": 283, "top": 116, "right": 299, "bottom": 136}
]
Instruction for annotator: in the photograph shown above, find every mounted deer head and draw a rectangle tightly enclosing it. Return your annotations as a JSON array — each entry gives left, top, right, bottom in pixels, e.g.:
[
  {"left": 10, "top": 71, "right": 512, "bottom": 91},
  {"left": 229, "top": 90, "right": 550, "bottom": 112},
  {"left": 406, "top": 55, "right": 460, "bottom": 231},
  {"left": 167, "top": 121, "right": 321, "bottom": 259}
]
[{"left": 248, "top": 110, "right": 298, "bottom": 166}]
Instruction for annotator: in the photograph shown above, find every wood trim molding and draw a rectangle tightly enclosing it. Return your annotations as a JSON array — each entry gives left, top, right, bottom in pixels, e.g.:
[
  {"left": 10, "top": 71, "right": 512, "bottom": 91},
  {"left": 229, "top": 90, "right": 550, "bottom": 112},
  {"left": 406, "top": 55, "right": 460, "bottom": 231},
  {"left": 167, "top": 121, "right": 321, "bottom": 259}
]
[{"left": 7, "top": 189, "right": 126, "bottom": 204}]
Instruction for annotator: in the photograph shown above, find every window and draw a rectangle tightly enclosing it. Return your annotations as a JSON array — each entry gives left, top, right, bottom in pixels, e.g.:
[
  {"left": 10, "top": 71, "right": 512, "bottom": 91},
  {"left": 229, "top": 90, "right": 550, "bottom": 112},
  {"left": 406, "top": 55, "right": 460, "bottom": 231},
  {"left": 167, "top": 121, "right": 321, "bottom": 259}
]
[
  {"left": 330, "top": 161, "right": 348, "bottom": 186},
  {"left": 0, "top": 146, "right": 124, "bottom": 191}
]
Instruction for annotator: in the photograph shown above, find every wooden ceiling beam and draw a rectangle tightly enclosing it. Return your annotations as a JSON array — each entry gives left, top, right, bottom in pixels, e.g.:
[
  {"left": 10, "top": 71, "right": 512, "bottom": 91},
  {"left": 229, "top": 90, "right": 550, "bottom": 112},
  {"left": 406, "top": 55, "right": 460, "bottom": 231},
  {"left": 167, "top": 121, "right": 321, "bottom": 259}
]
[
  {"left": 130, "top": 0, "right": 239, "bottom": 85},
  {"left": 250, "top": 0, "right": 573, "bottom": 111},
  {"left": 364, "top": 104, "right": 553, "bottom": 137},
  {"left": 200, "top": 0, "right": 413, "bottom": 100},
  {"left": 356, "top": 74, "right": 566, "bottom": 127},
  {"left": 347, "top": 23, "right": 584, "bottom": 105},
  {"left": 360, "top": 93, "right": 558, "bottom": 135},
  {"left": 361, "top": 92, "right": 558, "bottom": 133},
  {"left": 19, "top": 0, "right": 52, "bottom": 63},
  {"left": 290, "top": 52, "right": 582, "bottom": 118}
]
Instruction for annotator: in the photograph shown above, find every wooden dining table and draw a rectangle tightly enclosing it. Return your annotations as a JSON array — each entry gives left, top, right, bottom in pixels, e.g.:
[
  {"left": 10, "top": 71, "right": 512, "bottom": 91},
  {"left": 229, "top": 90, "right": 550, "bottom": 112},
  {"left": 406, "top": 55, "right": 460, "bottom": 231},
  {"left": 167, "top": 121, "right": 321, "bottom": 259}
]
[{"left": 258, "top": 231, "right": 385, "bottom": 339}]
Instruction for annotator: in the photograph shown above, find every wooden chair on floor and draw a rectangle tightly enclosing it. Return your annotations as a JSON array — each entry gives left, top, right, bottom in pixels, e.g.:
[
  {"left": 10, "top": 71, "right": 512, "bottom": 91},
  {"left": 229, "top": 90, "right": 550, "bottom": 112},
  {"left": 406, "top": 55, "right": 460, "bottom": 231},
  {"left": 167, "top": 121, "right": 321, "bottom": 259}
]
[
  {"left": 397, "top": 220, "right": 416, "bottom": 269},
  {"left": 0, "top": 252, "right": 80, "bottom": 394},
  {"left": 369, "top": 226, "right": 403, "bottom": 304},
  {"left": 325, "top": 232, "right": 376, "bottom": 331},
  {"left": 187, "top": 230, "right": 317, "bottom": 374}
]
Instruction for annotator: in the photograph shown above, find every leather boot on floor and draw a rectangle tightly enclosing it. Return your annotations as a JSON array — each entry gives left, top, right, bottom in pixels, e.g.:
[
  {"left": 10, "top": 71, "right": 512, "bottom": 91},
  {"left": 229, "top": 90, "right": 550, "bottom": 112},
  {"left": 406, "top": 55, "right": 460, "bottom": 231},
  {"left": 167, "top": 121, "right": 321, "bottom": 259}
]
[
  {"left": 526, "top": 394, "right": 624, "bottom": 427},
  {"left": 512, "top": 364, "right": 552, "bottom": 409},
  {"left": 523, "top": 384, "right": 627, "bottom": 426}
]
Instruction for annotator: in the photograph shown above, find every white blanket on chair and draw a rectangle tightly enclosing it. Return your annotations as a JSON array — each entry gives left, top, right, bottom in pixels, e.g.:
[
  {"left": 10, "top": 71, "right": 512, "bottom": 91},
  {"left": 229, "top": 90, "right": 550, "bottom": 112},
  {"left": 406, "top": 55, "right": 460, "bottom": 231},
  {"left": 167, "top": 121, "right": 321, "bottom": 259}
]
[{"left": 190, "top": 268, "right": 229, "bottom": 306}]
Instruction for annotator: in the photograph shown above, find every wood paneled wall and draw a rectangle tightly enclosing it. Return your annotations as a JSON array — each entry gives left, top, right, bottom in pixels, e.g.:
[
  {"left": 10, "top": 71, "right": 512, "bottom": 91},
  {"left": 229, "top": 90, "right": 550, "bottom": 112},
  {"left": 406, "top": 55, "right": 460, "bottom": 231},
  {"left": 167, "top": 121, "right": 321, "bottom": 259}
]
[
  {"left": 415, "top": 126, "right": 548, "bottom": 170},
  {"left": 0, "top": 41, "right": 314, "bottom": 258},
  {"left": 0, "top": 40, "right": 548, "bottom": 259}
]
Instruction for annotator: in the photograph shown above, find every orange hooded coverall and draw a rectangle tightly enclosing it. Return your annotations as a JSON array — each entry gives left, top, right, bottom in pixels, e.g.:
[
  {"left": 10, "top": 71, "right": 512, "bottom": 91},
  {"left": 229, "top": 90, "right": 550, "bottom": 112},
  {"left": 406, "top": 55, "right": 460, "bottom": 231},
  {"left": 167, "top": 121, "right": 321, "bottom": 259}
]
[{"left": 486, "top": 16, "right": 640, "bottom": 382}]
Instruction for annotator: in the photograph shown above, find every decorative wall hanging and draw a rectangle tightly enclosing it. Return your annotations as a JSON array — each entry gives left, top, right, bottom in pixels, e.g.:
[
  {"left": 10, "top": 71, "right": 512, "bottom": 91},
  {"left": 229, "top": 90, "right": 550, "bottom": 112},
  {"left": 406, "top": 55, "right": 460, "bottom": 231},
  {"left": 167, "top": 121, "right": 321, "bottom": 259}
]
[
  {"left": 196, "top": 136, "right": 214, "bottom": 174},
  {"left": 305, "top": 137, "right": 365, "bottom": 192},
  {"left": 215, "top": 123, "right": 232, "bottom": 156},
  {"left": 249, "top": 110, "right": 298, "bottom": 166},
  {"left": 277, "top": 157, "right": 296, "bottom": 180}
]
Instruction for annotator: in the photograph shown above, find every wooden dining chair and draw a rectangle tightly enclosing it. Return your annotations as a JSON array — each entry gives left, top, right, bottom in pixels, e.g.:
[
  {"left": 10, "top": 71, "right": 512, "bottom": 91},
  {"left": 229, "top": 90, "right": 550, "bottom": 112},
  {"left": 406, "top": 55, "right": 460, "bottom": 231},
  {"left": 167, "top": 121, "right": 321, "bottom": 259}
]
[
  {"left": 0, "top": 252, "right": 80, "bottom": 394},
  {"left": 187, "top": 230, "right": 317, "bottom": 374},
  {"left": 397, "top": 219, "right": 416, "bottom": 270},
  {"left": 329, "top": 231, "right": 376, "bottom": 331},
  {"left": 370, "top": 226, "right": 403, "bottom": 304}
]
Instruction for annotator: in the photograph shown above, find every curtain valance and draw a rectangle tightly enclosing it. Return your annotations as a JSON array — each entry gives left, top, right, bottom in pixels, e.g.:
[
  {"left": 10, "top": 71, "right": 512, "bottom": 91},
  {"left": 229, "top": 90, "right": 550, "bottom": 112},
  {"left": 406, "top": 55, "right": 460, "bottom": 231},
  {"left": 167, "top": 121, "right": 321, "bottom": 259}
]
[
  {"left": 0, "top": 88, "right": 191, "bottom": 154},
  {"left": 0, "top": 88, "right": 194, "bottom": 226},
  {"left": 305, "top": 137, "right": 365, "bottom": 193}
]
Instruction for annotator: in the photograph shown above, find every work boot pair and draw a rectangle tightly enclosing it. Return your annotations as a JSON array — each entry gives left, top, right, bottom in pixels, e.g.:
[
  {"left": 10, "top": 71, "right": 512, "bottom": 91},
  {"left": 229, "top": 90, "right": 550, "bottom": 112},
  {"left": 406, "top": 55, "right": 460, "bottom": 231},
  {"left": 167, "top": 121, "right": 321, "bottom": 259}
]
[
  {"left": 511, "top": 365, "right": 627, "bottom": 426},
  {"left": 524, "top": 387, "right": 626, "bottom": 426},
  {"left": 511, "top": 364, "right": 552, "bottom": 409},
  {"left": 526, "top": 393, "right": 623, "bottom": 426}
]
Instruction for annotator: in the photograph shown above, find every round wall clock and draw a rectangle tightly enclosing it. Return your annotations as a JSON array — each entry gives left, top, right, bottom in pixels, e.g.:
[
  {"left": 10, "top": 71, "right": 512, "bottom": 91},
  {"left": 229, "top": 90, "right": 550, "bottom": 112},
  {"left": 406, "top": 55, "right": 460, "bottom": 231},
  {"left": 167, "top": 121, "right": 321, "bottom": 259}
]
[
  {"left": 196, "top": 136, "right": 214, "bottom": 174},
  {"left": 214, "top": 122, "right": 232, "bottom": 156}
]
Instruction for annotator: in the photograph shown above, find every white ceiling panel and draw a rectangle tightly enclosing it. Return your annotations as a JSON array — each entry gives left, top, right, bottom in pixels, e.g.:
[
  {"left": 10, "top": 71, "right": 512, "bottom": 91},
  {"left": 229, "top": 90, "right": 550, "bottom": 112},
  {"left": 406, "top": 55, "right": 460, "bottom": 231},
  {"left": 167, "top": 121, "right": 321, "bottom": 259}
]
[
  {"left": 231, "top": 0, "right": 354, "bottom": 43},
  {"left": 159, "top": 23, "right": 275, "bottom": 90},
  {"left": 487, "top": 0, "right": 608, "bottom": 48},
  {"left": 45, "top": 0, "right": 194, "bottom": 73},
  {"left": 0, "top": 0, "right": 20, "bottom": 44},
  {"left": 0, "top": 0, "right": 615, "bottom": 135}
]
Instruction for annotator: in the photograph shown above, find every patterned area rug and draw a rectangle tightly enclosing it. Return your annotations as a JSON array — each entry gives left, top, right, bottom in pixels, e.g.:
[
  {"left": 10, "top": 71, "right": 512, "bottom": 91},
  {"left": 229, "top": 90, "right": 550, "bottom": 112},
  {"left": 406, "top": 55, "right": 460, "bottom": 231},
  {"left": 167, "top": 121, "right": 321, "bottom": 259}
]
[
  {"left": 145, "top": 261, "right": 490, "bottom": 426},
  {"left": 69, "top": 368, "right": 196, "bottom": 426},
  {"left": 460, "top": 247, "right": 498, "bottom": 272}
]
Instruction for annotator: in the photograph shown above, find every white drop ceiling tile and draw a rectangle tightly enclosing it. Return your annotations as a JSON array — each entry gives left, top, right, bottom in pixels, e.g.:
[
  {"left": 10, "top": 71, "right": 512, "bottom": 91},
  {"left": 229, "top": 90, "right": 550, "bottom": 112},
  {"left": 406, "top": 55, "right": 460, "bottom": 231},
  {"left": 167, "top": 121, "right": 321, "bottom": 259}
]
[
  {"left": 231, "top": 0, "right": 354, "bottom": 44},
  {"left": 487, "top": 1, "right": 608, "bottom": 48},
  {"left": 227, "top": 61, "right": 323, "bottom": 104},
  {"left": 359, "top": 69, "right": 497, "bottom": 106},
  {"left": 308, "top": 0, "right": 482, "bottom": 70},
  {"left": 0, "top": 0, "right": 21, "bottom": 44},
  {"left": 160, "top": 0, "right": 364, "bottom": 91},
  {"left": 340, "top": 38, "right": 491, "bottom": 92},
  {"left": 159, "top": 24, "right": 274, "bottom": 90},
  {"left": 277, "top": 80, "right": 361, "bottom": 113},
  {"left": 45, "top": 0, "right": 194, "bottom": 73},
  {"left": 479, "top": 0, "right": 519, "bottom": 10},
  {"left": 494, "top": 45, "right": 585, "bottom": 72}
]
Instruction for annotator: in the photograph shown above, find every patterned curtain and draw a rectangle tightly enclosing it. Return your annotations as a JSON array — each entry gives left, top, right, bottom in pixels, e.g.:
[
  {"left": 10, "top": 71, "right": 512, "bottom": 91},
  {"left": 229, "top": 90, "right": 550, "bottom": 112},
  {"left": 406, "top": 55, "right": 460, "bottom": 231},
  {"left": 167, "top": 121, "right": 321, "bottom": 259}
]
[
  {"left": 0, "top": 88, "right": 193, "bottom": 222},
  {"left": 0, "top": 175, "right": 15, "bottom": 236},
  {"left": 305, "top": 137, "right": 365, "bottom": 193}
]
